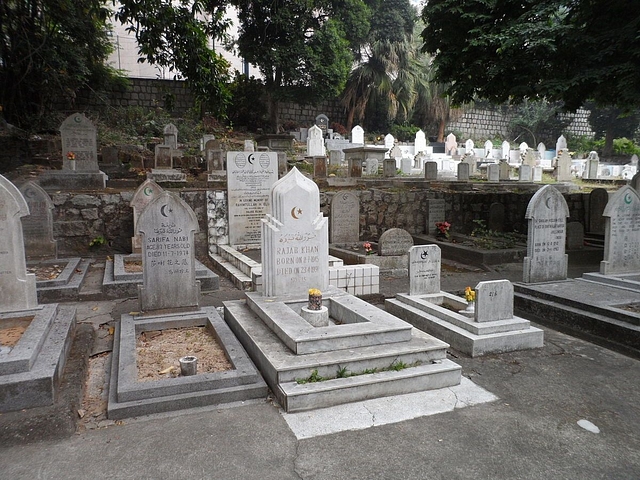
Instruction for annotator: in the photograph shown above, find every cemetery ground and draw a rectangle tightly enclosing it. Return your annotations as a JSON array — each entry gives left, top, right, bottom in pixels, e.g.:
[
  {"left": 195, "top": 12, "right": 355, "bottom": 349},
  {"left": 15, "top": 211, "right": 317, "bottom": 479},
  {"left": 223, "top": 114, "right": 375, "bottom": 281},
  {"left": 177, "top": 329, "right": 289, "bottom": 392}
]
[{"left": 1, "top": 257, "right": 639, "bottom": 479}]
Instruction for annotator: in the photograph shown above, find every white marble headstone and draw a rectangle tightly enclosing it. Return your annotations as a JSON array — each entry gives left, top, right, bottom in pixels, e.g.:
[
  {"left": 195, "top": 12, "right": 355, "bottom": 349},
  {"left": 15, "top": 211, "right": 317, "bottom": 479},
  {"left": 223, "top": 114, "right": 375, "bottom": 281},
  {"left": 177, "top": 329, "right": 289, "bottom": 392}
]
[
  {"left": 523, "top": 185, "right": 569, "bottom": 283},
  {"left": 351, "top": 125, "right": 364, "bottom": 145},
  {"left": 445, "top": 133, "right": 457, "bottom": 155},
  {"left": 585, "top": 151, "right": 599, "bottom": 180},
  {"left": 556, "top": 150, "right": 573, "bottom": 182},
  {"left": 130, "top": 179, "right": 165, "bottom": 253},
  {"left": 262, "top": 168, "right": 329, "bottom": 297},
  {"left": 409, "top": 245, "right": 441, "bottom": 295},
  {"left": 307, "top": 125, "right": 326, "bottom": 157},
  {"left": 519, "top": 142, "right": 529, "bottom": 155},
  {"left": 415, "top": 130, "right": 427, "bottom": 154},
  {"left": 600, "top": 185, "right": 640, "bottom": 275},
  {"left": 502, "top": 141, "right": 510, "bottom": 160},
  {"left": 384, "top": 134, "right": 395, "bottom": 151},
  {"left": 0, "top": 175, "right": 37, "bottom": 313},
  {"left": 465, "top": 139, "right": 475, "bottom": 153},
  {"left": 474, "top": 280, "right": 514, "bottom": 322},
  {"left": 556, "top": 134, "right": 567, "bottom": 154},
  {"left": 537, "top": 142, "right": 546, "bottom": 159},
  {"left": 484, "top": 140, "right": 493, "bottom": 158}
]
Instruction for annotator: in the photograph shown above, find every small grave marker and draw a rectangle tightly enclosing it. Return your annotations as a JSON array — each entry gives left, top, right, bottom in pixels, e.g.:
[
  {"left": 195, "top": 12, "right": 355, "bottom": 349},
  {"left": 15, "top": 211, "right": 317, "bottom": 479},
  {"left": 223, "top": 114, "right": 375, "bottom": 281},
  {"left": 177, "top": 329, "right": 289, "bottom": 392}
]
[
  {"left": 426, "top": 199, "right": 445, "bottom": 235},
  {"left": 330, "top": 192, "right": 360, "bottom": 244},
  {"left": 409, "top": 245, "right": 441, "bottom": 295},
  {"left": 19, "top": 182, "right": 57, "bottom": 258},
  {"left": 475, "top": 280, "right": 514, "bottom": 322},
  {"left": 378, "top": 228, "right": 413, "bottom": 256}
]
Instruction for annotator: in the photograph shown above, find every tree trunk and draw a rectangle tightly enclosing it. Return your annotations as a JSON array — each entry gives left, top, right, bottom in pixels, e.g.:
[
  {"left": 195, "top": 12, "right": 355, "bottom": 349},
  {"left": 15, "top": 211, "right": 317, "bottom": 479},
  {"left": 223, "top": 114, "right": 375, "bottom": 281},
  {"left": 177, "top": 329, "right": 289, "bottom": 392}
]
[
  {"left": 603, "top": 126, "right": 615, "bottom": 158},
  {"left": 268, "top": 94, "right": 280, "bottom": 134},
  {"left": 437, "top": 119, "right": 445, "bottom": 143},
  {"left": 346, "top": 107, "right": 355, "bottom": 131}
]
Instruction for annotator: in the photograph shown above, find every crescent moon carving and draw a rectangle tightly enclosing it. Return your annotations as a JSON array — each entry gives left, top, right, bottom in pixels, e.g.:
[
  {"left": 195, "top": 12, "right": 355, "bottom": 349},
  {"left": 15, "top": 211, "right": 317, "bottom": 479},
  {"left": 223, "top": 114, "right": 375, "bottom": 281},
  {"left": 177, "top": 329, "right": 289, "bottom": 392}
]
[
  {"left": 248, "top": 154, "right": 255, "bottom": 165},
  {"left": 420, "top": 250, "right": 429, "bottom": 259},
  {"left": 545, "top": 196, "right": 552, "bottom": 209},
  {"left": 291, "top": 207, "right": 302, "bottom": 220},
  {"left": 160, "top": 204, "right": 169, "bottom": 217},
  {"left": 24, "top": 188, "right": 36, "bottom": 199},
  {"left": 624, "top": 192, "right": 633, "bottom": 204},
  {"left": 144, "top": 187, "right": 153, "bottom": 196}
]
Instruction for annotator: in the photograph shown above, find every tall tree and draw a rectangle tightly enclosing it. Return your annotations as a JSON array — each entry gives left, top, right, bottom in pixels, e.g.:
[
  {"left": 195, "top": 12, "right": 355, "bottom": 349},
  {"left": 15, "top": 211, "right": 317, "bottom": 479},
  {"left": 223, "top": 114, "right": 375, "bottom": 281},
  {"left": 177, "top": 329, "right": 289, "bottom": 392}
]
[
  {"left": 0, "top": 0, "right": 116, "bottom": 128},
  {"left": 586, "top": 103, "right": 640, "bottom": 157},
  {"left": 421, "top": 0, "right": 640, "bottom": 112},
  {"left": 116, "top": 0, "right": 232, "bottom": 116},
  {"left": 233, "top": 0, "right": 369, "bottom": 132}
]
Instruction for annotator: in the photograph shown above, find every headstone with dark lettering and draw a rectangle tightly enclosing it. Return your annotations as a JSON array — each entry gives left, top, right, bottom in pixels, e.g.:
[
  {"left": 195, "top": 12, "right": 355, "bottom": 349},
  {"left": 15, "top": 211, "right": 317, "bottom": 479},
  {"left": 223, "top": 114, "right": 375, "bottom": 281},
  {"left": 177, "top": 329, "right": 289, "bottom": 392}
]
[
  {"left": 523, "top": 185, "right": 569, "bottom": 283},
  {"left": 378, "top": 228, "right": 413, "bottom": 256},
  {"left": 0, "top": 175, "right": 37, "bottom": 313},
  {"left": 600, "top": 185, "right": 640, "bottom": 274},
  {"left": 138, "top": 191, "right": 200, "bottom": 312},
  {"left": 315, "top": 114, "right": 329, "bottom": 137},
  {"left": 19, "top": 182, "right": 57, "bottom": 258},
  {"left": 426, "top": 199, "right": 446, "bottom": 235},
  {"left": 556, "top": 150, "right": 573, "bottom": 182},
  {"left": 262, "top": 167, "right": 328, "bottom": 296},
  {"left": 585, "top": 151, "right": 599, "bottom": 180},
  {"left": 330, "top": 192, "right": 359, "bottom": 244},
  {"left": 60, "top": 113, "right": 99, "bottom": 172},
  {"left": 130, "top": 179, "right": 165, "bottom": 253},
  {"left": 163, "top": 123, "right": 178, "bottom": 150},
  {"left": 227, "top": 151, "right": 278, "bottom": 246},
  {"left": 409, "top": 245, "right": 441, "bottom": 295},
  {"left": 588, "top": 188, "right": 609, "bottom": 234}
]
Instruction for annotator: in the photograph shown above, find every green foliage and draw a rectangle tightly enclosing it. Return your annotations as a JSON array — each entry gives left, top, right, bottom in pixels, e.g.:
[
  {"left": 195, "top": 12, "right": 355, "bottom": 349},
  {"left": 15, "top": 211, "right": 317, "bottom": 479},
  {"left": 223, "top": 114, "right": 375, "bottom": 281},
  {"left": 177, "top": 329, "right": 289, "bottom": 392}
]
[
  {"left": 296, "top": 369, "right": 325, "bottom": 384},
  {"left": 89, "top": 235, "right": 106, "bottom": 248},
  {"left": 0, "top": 0, "right": 122, "bottom": 128},
  {"left": 227, "top": 73, "right": 268, "bottom": 131},
  {"left": 470, "top": 220, "right": 520, "bottom": 250},
  {"left": 507, "top": 100, "right": 571, "bottom": 146},
  {"left": 391, "top": 124, "right": 420, "bottom": 142},
  {"left": 422, "top": 0, "right": 640, "bottom": 112},
  {"left": 116, "top": 0, "right": 232, "bottom": 118}
]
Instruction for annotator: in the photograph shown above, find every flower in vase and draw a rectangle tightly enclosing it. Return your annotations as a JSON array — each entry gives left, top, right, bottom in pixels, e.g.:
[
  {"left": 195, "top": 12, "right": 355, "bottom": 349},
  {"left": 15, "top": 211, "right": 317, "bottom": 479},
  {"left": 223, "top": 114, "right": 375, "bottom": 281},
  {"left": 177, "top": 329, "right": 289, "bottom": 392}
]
[
  {"left": 435, "top": 221, "right": 451, "bottom": 238},
  {"left": 363, "top": 242, "right": 374, "bottom": 255},
  {"left": 464, "top": 286, "right": 476, "bottom": 303}
]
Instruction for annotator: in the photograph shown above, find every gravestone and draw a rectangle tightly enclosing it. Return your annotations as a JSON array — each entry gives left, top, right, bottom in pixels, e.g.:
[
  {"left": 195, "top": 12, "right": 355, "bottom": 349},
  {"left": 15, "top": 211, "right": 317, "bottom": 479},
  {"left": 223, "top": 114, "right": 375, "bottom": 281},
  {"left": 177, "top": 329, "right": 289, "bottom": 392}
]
[
  {"left": 307, "top": 125, "right": 325, "bottom": 157},
  {"left": 351, "top": 125, "right": 364, "bottom": 145},
  {"left": 0, "top": 175, "right": 37, "bottom": 313},
  {"left": 445, "top": 133, "right": 457, "bottom": 155},
  {"left": 328, "top": 150, "right": 342, "bottom": 167},
  {"left": 261, "top": 168, "right": 329, "bottom": 297},
  {"left": 409, "top": 245, "right": 441, "bottom": 295},
  {"left": 475, "top": 280, "right": 514, "bottom": 322},
  {"left": 390, "top": 145, "right": 403, "bottom": 160},
  {"left": 227, "top": 151, "right": 279, "bottom": 246},
  {"left": 425, "top": 161, "right": 438, "bottom": 180},
  {"left": 383, "top": 159, "right": 396, "bottom": 177},
  {"left": 60, "top": 113, "right": 99, "bottom": 172},
  {"left": 163, "top": 124, "right": 178, "bottom": 150},
  {"left": 600, "top": 185, "right": 640, "bottom": 275},
  {"left": 499, "top": 161, "right": 510, "bottom": 180},
  {"left": 488, "top": 203, "right": 505, "bottom": 232},
  {"left": 130, "top": 179, "right": 165, "bottom": 252},
  {"left": 462, "top": 154, "right": 477, "bottom": 174},
  {"left": 588, "top": 188, "right": 609, "bottom": 234},
  {"left": 330, "top": 192, "right": 359, "bottom": 244},
  {"left": 244, "top": 140, "right": 255, "bottom": 152},
  {"left": 519, "top": 142, "right": 529, "bottom": 155},
  {"left": 425, "top": 199, "right": 445, "bottom": 235},
  {"left": 566, "top": 222, "right": 584, "bottom": 250},
  {"left": 313, "top": 157, "right": 327, "bottom": 178},
  {"left": 484, "top": 140, "right": 493, "bottom": 158},
  {"left": 378, "top": 228, "right": 413, "bottom": 256},
  {"left": 533, "top": 166, "right": 543, "bottom": 182},
  {"left": 519, "top": 165, "right": 532, "bottom": 182},
  {"left": 154, "top": 145, "right": 173, "bottom": 169},
  {"left": 523, "top": 150, "right": 537, "bottom": 168},
  {"left": 457, "top": 162, "right": 470, "bottom": 181},
  {"left": 523, "top": 185, "right": 569, "bottom": 283},
  {"left": 384, "top": 134, "right": 395, "bottom": 152},
  {"left": 488, "top": 164, "right": 500, "bottom": 181},
  {"left": 556, "top": 134, "right": 567, "bottom": 154},
  {"left": 415, "top": 130, "right": 427, "bottom": 154},
  {"left": 137, "top": 192, "right": 200, "bottom": 312},
  {"left": 19, "top": 182, "right": 57, "bottom": 258},
  {"left": 537, "top": 143, "right": 546, "bottom": 160},
  {"left": 200, "top": 134, "right": 215, "bottom": 152},
  {"left": 400, "top": 158, "right": 412, "bottom": 175},
  {"left": 502, "top": 141, "right": 510, "bottom": 160},
  {"left": 315, "top": 114, "right": 329, "bottom": 136},
  {"left": 364, "top": 158, "right": 379, "bottom": 176},
  {"left": 631, "top": 171, "right": 640, "bottom": 193},
  {"left": 465, "top": 139, "right": 474, "bottom": 154},
  {"left": 205, "top": 139, "right": 225, "bottom": 172},
  {"left": 556, "top": 150, "right": 573, "bottom": 182},
  {"left": 585, "top": 151, "right": 599, "bottom": 180}
]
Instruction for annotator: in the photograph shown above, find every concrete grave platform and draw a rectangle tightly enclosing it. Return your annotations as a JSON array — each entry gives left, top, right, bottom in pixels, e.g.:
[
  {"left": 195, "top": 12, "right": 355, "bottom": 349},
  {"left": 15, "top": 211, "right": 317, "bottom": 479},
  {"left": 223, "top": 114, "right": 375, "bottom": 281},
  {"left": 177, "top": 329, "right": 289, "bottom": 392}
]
[
  {"left": 0, "top": 303, "right": 76, "bottom": 412},
  {"left": 581, "top": 271, "right": 640, "bottom": 292},
  {"left": 38, "top": 171, "right": 108, "bottom": 191},
  {"left": 386, "top": 291, "right": 543, "bottom": 357},
  {"left": 514, "top": 279, "right": 640, "bottom": 358},
  {"left": 224, "top": 287, "right": 461, "bottom": 412},
  {"left": 107, "top": 306, "right": 267, "bottom": 419},
  {"left": 102, "top": 254, "right": 219, "bottom": 299},
  {"left": 28, "top": 257, "right": 92, "bottom": 303}
]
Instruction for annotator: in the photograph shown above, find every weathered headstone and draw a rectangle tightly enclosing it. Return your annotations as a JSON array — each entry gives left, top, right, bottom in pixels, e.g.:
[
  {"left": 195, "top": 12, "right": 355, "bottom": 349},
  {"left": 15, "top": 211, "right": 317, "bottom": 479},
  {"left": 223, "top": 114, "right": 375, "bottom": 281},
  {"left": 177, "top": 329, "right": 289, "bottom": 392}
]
[
  {"left": 501, "top": 140, "right": 510, "bottom": 160},
  {"left": 163, "top": 123, "right": 178, "bottom": 150},
  {"left": 261, "top": 168, "right": 329, "bottom": 296},
  {"left": 474, "top": 280, "right": 514, "bottom": 322},
  {"left": 200, "top": 134, "right": 216, "bottom": 152},
  {"left": 401, "top": 158, "right": 412, "bottom": 175},
  {"left": 425, "top": 199, "right": 446, "bottom": 235},
  {"left": 227, "top": 151, "right": 279, "bottom": 245},
  {"left": 315, "top": 114, "right": 329, "bottom": 136},
  {"left": 585, "top": 151, "right": 599, "bottom": 180},
  {"left": 566, "top": 222, "right": 584, "bottom": 250},
  {"left": 556, "top": 150, "right": 573, "bottom": 182},
  {"left": 457, "top": 162, "right": 470, "bottom": 181},
  {"left": 488, "top": 164, "right": 500, "bottom": 182},
  {"left": 378, "top": 228, "right": 413, "bottom": 256},
  {"left": 519, "top": 164, "right": 532, "bottom": 182},
  {"left": 384, "top": 134, "right": 395, "bottom": 152},
  {"left": 138, "top": 192, "right": 200, "bottom": 312},
  {"left": 364, "top": 158, "right": 379, "bottom": 176},
  {"left": 445, "top": 133, "right": 457, "bottom": 155},
  {"left": 484, "top": 140, "right": 493, "bottom": 158},
  {"left": 632, "top": 171, "right": 640, "bottom": 193},
  {"left": 462, "top": 154, "right": 477, "bottom": 174},
  {"left": 205, "top": 139, "right": 225, "bottom": 172},
  {"left": 351, "top": 125, "right": 364, "bottom": 145},
  {"left": 537, "top": 142, "right": 546, "bottom": 160},
  {"left": 465, "top": 139, "right": 474, "bottom": 154},
  {"left": 499, "top": 161, "right": 510, "bottom": 180},
  {"left": 600, "top": 185, "right": 640, "bottom": 275},
  {"left": 329, "top": 150, "right": 342, "bottom": 167},
  {"left": 313, "top": 156, "right": 327, "bottom": 178},
  {"left": 101, "top": 146, "right": 119, "bottom": 166},
  {"left": 533, "top": 166, "right": 543, "bottom": 182},
  {"left": 415, "top": 130, "right": 427, "bottom": 154},
  {"left": 130, "top": 179, "right": 165, "bottom": 252},
  {"left": 383, "top": 159, "right": 396, "bottom": 177},
  {"left": 488, "top": 203, "right": 505, "bottom": 232},
  {"left": 19, "top": 182, "right": 57, "bottom": 258},
  {"left": 425, "top": 161, "right": 438, "bottom": 180},
  {"left": 390, "top": 145, "right": 403, "bottom": 160},
  {"left": 330, "top": 192, "right": 359, "bottom": 244},
  {"left": 556, "top": 134, "right": 567, "bottom": 154},
  {"left": 409, "top": 245, "right": 441, "bottom": 295},
  {"left": 307, "top": 125, "right": 325, "bottom": 157},
  {"left": 0, "top": 175, "right": 37, "bottom": 313},
  {"left": 523, "top": 150, "right": 537, "bottom": 168},
  {"left": 523, "top": 185, "right": 569, "bottom": 283},
  {"left": 244, "top": 139, "right": 255, "bottom": 152},
  {"left": 60, "top": 113, "right": 99, "bottom": 172},
  {"left": 154, "top": 144, "right": 173, "bottom": 169},
  {"left": 588, "top": 188, "right": 609, "bottom": 234}
]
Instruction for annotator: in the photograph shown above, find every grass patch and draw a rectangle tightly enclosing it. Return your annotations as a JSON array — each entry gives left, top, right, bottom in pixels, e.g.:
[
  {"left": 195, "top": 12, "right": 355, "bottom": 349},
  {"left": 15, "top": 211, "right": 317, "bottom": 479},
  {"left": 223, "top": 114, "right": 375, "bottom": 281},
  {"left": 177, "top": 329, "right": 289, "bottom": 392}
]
[{"left": 296, "top": 360, "right": 421, "bottom": 384}]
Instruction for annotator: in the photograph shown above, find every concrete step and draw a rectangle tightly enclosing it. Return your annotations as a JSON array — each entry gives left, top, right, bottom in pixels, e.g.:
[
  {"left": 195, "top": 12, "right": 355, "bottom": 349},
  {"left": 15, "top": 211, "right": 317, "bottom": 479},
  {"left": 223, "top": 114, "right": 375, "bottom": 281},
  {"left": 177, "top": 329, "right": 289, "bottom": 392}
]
[
  {"left": 209, "top": 253, "right": 253, "bottom": 291},
  {"left": 217, "top": 245, "right": 259, "bottom": 277}
]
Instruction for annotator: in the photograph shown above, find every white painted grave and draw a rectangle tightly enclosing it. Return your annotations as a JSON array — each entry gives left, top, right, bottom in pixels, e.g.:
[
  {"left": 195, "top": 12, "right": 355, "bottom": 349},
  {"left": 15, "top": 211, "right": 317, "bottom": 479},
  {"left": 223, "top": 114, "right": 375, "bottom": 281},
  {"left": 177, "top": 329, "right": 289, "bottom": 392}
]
[
  {"left": 306, "top": 125, "right": 325, "bottom": 157},
  {"left": 474, "top": 280, "right": 514, "bottom": 322},
  {"left": 409, "top": 245, "right": 441, "bottom": 295},
  {"left": 351, "top": 125, "right": 364, "bottom": 145}
]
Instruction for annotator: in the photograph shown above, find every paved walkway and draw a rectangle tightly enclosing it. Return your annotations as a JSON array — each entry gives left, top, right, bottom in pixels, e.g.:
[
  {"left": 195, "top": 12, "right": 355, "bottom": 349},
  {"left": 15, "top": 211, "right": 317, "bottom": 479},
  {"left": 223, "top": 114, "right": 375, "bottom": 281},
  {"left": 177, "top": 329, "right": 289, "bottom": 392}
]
[{"left": 1, "top": 258, "right": 639, "bottom": 479}]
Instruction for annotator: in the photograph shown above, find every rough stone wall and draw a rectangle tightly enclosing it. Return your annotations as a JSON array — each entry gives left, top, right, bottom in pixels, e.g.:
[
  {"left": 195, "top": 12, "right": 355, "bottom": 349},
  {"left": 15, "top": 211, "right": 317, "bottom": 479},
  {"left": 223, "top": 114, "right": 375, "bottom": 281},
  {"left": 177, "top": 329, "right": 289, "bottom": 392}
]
[{"left": 278, "top": 99, "right": 347, "bottom": 129}]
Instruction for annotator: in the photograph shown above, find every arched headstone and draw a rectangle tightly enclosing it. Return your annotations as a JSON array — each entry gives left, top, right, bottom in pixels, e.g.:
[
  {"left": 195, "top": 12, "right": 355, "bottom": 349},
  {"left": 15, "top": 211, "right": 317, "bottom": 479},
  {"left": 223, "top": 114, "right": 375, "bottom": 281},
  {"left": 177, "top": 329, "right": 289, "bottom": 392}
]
[
  {"left": 130, "top": 179, "right": 165, "bottom": 253},
  {"left": 19, "top": 182, "right": 57, "bottom": 259},
  {"left": 600, "top": 185, "right": 640, "bottom": 275},
  {"left": 330, "top": 192, "right": 360, "bottom": 244}
]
